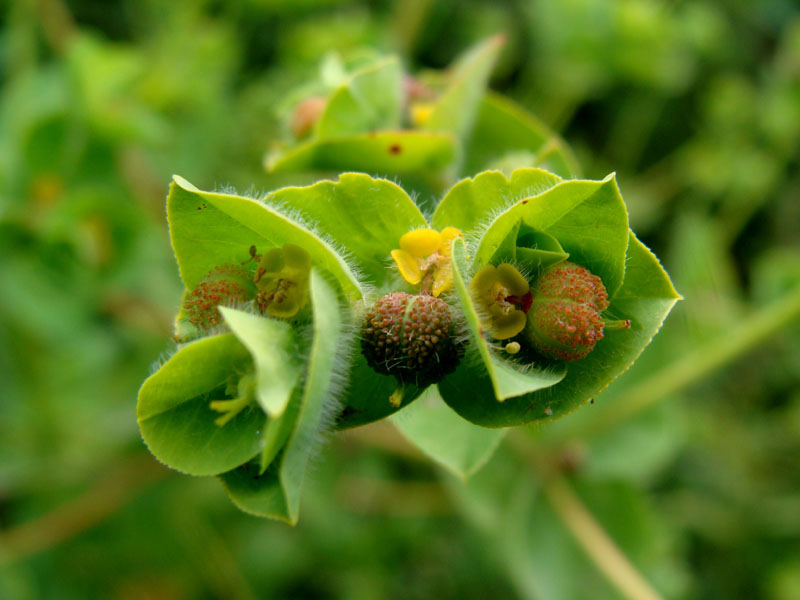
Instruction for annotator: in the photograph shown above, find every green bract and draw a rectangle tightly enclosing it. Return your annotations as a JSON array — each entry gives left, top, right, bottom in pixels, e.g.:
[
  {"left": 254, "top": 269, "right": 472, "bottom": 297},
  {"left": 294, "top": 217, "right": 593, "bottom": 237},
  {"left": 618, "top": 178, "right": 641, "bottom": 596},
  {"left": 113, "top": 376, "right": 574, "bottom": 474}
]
[{"left": 138, "top": 166, "right": 678, "bottom": 520}]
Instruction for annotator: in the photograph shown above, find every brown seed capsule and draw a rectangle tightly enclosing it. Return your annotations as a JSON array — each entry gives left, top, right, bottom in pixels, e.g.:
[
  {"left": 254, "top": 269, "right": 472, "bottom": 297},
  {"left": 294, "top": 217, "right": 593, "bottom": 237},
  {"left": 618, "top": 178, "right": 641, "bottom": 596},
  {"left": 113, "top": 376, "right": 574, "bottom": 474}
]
[
  {"left": 525, "top": 262, "right": 610, "bottom": 362},
  {"left": 180, "top": 265, "right": 257, "bottom": 337},
  {"left": 361, "top": 292, "right": 461, "bottom": 387}
]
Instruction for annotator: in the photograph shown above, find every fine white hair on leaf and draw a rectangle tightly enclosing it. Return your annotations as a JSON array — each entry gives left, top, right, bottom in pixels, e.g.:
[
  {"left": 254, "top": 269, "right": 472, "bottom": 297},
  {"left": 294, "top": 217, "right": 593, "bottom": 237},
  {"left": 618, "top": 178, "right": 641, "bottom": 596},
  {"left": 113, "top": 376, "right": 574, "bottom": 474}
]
[
  {"left": 465, "top": 180, "right": 560, "bottom": 254},
  {"left": 286, "top": 301, "right": 359, "bottom": 482},
  {"left": 206, "top": 183, "right": 370, "bottom": 296},
  {"left": 212, "top": 182, "right": 272, "bottom": 202},
  {"left": 149, "top": 344, "right": 178, "bottom": 375},
  {"left": 258, "top": 197, "right": 373, "bottom": 298}
]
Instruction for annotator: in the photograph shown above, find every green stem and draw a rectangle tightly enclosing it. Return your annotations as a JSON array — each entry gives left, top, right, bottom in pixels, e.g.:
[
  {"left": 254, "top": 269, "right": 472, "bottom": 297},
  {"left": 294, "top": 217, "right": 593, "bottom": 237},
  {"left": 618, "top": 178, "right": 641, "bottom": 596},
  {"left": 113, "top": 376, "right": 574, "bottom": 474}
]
[
  {"left": 580, "top": 284, "right": 800, "bottom": 437},
  {"left": 543, "top": 475, "right": 664, "bottom": 600},
  {"left": 0, "top": 454, "right": 165, "bottom": 567}
]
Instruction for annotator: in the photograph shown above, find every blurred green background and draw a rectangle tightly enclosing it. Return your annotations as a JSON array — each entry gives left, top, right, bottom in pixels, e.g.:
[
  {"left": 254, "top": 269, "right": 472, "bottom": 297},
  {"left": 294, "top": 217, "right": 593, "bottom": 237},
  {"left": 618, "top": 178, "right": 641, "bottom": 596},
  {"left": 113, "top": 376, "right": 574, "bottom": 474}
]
[{"left": 1, "top": 0, "right": 799, "bottom": 598}]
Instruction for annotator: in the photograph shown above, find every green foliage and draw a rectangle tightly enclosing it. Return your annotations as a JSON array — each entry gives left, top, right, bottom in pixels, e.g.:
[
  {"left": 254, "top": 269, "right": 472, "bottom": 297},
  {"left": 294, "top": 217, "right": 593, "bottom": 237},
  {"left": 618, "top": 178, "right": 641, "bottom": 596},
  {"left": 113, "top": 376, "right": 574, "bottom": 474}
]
[
  {"left": 391, "top": 388, "right": 506, "bottom": 479},
  {"left": 137, "top": 334, "right": 263, "bottom": 476},
  {"left": 168, "top": 175, "right": 365, "bottom": 299},
  {"left": 266, "top": 35, "right": 576, "bottom": 198},
  {"left": 264, "top": 173, "right": 427, "bottom": 289},
  {"left": 220, "top": 269, "right": 349, "bottom": 523},
  {"left": 3, "top": 2, "right": 800, "bottom": 599}
]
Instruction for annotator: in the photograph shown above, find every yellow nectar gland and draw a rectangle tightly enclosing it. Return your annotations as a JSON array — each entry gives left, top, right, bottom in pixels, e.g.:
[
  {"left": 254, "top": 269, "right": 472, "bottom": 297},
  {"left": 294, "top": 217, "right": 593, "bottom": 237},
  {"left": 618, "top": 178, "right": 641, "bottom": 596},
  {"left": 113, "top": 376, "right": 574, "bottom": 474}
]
[
  {"left": 470, "top": 263, "right": 533, "bottom": 340},
  {"left": 390, "top": 227, "right": 463, "bottom": 297}
]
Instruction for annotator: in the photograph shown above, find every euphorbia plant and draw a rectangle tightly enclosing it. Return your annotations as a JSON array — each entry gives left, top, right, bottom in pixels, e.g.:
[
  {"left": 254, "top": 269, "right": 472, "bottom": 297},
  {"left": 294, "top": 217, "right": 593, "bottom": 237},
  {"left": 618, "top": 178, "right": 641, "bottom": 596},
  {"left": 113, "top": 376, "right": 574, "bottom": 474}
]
[
  {"left": 138, "top": 167, "right": 679, "bottom": 522},
  {"left": 137, "top": 39, "right": 679, "bottom": 522}
]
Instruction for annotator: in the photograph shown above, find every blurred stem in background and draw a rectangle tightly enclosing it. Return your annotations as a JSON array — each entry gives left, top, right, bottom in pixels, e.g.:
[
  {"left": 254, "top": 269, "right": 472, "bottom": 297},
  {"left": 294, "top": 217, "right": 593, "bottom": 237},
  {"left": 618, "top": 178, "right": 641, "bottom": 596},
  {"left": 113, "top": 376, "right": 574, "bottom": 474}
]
[{"left": 564, "top": 282, "right": 800, "bottom": 439}]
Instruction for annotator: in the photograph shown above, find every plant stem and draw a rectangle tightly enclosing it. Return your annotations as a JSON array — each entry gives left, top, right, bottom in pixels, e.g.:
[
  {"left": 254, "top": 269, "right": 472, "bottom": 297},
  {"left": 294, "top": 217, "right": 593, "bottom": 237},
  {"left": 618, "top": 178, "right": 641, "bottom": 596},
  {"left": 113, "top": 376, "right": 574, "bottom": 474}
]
[
  {"left": 543, "top": 475, "right": 664, "bottom": 600},
  {"left": 579, "top": 283, "right": 800, "bottom": 437},
  {"left": 0, "top": 454, "right": 166, "bottom": 566},
  {"left": 35, "top": 0, "right": 75, "bottom": 53}
]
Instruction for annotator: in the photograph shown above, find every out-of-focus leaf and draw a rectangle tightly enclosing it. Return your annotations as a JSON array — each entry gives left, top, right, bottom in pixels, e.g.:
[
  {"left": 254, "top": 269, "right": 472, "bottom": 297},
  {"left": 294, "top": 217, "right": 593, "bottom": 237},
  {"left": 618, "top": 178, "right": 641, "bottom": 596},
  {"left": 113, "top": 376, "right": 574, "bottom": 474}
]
[
  {"left": 424, "top": 35, "right": 504, "bottom": 142},
  {"left": 391, "top": 387, "right": 506, "bottom": 479},
  {"left": 266, "top": 130, "right": 456, "bottom": 175},
  {"left": 464, "top": 93, "right": 580, "bottom": 178},
  {"left": 315, "top": 56, "right": 403, "bottom": 138}
]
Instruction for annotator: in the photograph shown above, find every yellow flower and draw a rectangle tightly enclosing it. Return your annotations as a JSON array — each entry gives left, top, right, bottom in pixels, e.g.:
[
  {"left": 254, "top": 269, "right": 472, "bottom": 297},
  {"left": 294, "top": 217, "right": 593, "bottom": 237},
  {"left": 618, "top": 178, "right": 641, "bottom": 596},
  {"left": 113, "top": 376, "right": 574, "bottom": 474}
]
[
  {"left": 390, "top": 227, "right": 463, "bottom": 297},
  {"left": 254, "top": 243, "right": 312, "bottom": 318},
  {"left": 470, "top": 263, "right": 532, "bottom": 340}
]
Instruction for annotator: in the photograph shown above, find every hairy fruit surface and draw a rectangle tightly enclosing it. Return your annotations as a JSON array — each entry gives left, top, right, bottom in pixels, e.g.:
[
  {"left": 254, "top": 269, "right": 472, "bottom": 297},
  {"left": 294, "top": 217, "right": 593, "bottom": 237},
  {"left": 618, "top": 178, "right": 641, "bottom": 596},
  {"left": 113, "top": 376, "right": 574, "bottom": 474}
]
[
  {"left": 181, "top": 265, "right": 257, "bottom": 336},
  {"left": 361, "top": 292, "right": 461, "bottom": 387}
]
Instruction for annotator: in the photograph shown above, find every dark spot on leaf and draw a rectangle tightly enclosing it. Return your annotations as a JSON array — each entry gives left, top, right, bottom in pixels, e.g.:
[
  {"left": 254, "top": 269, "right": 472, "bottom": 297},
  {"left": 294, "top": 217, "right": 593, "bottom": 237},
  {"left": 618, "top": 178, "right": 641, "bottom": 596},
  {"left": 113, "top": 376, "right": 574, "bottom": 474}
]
[
  {"left": 389, "top": 144, "right": 402, "bottom": 155},
  {"left": 522, "top": 200, "right": 528, "bottom": 205}
]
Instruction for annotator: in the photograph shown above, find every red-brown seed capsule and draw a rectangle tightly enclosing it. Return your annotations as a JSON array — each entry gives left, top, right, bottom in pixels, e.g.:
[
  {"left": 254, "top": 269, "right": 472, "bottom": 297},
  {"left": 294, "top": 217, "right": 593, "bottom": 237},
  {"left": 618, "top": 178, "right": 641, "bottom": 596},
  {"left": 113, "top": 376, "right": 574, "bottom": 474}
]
[
  {"left": 525, "top": 262, "right": 610, "bottom": 361},
  {"left": 180, "top": 265, "right": 257, "bottom": 337}
]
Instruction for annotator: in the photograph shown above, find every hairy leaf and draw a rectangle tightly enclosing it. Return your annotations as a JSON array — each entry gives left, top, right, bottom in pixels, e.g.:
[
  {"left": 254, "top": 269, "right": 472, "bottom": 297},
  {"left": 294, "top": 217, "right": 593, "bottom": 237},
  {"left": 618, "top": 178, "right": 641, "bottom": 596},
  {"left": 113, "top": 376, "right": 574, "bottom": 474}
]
[
  {"left": 137, "top": 334, "right": 264, "bottom": 475},
  {"left": 265, "top": 173, "right": 426, "bottom": 290},
  {"left": 221, "top": 270, "right": 348, "bottom": 523},
  {"left": 167, "top": 175, "right": 364, "bottom": 299}
]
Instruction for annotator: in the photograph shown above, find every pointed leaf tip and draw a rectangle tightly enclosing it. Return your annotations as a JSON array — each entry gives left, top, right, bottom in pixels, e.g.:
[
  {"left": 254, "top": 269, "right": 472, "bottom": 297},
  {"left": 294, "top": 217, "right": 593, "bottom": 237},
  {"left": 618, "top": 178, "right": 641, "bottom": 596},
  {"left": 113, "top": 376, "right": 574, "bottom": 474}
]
[{"left": 172, "top": 174, "right": 200, "bottom": 191}]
